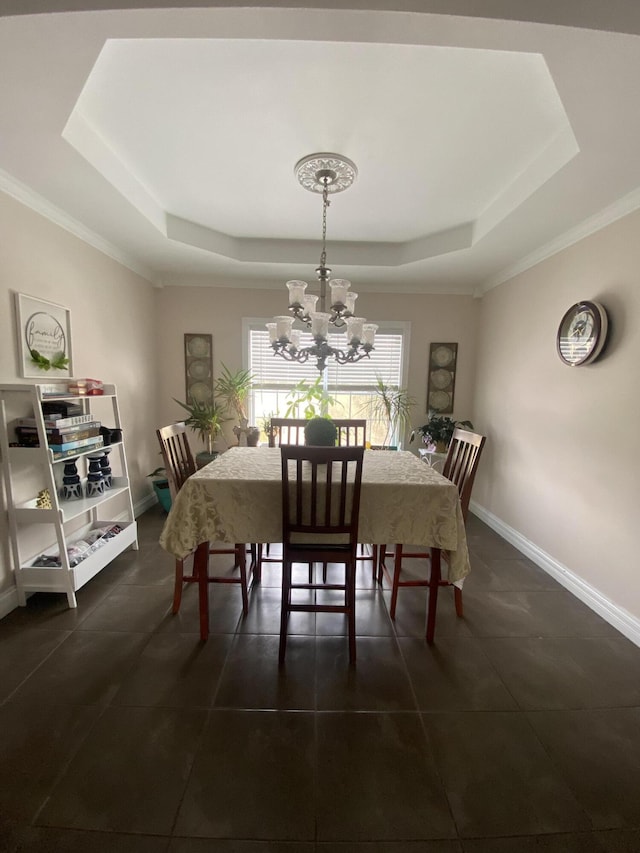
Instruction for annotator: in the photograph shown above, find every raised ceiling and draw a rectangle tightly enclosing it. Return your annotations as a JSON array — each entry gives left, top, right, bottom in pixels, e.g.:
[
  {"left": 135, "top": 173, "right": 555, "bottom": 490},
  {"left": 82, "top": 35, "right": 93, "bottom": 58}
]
[{"left": 2, "top": 3, "right": 640, "bottom": 295}]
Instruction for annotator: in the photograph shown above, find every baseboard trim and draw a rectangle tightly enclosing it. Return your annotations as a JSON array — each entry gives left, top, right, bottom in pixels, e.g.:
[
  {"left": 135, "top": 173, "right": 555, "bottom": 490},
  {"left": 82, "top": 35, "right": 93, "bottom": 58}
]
[
  {"left": 470, "top": 500, "right": 640, "bottom": 647},
  {"left": 0, "top": 584, "right": 20, "bottom": 621}
]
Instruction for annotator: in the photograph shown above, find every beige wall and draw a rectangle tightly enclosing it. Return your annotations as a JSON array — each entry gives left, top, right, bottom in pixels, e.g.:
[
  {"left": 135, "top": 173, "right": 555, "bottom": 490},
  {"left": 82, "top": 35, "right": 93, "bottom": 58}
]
[
  {"left": 0, "top": 190, "right": 159, "bottom": 600},
  {"left": 473, "top": 209, "right": 640, "bottom": 621},
  {"left": 154, "top": 285, "right": 480, "bottom": 449}
]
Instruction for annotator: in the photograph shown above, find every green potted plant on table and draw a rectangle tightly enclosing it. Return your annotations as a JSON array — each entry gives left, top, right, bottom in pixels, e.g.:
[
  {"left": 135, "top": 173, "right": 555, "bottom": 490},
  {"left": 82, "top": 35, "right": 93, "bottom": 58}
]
[
  {"left": 304, "top": 416, "right": 338, "bottom": 446},
  {"left": 361, "top": 377, "right": 415, "bottom": 449},
  {"left": 410, "top": 413, "right": 474, "bottom": 453},
  {"left": 214, "top": 363, "right": 259, "bottom": 445},
  {"left": 173, "top": 397, "right": 226, "bottom": 468}
]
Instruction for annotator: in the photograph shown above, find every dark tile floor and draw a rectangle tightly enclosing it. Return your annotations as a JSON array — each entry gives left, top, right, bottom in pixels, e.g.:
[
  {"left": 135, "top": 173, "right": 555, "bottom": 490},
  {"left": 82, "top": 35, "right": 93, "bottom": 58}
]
[{"left": 2, "top": 508, "right": 640, "bottom": 852}]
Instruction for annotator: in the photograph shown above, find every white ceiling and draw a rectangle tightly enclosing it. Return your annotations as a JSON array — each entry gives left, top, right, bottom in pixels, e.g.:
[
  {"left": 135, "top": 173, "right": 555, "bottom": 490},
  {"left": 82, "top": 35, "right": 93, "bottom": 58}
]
[{"left": 2, "top": 3, "right": 640, "bottom": 296}]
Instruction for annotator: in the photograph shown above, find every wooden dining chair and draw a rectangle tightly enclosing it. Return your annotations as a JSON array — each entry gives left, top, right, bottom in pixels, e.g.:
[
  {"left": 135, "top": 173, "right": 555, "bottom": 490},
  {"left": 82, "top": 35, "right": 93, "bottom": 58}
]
[
  {"left": 156, "top": 423, "right": 250, "bottom": 617},
  {"left": 377, "top": 427, "right": 486, "bottom": 640},
  {"left": 279, "top": 444, "right": 364, "bottom": 664},
  {"left": 268, "top": 417, "right": 307, "bottom": 447}
]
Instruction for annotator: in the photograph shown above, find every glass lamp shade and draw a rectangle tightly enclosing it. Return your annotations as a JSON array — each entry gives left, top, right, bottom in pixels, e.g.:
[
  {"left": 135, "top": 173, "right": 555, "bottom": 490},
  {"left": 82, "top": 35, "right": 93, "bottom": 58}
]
[
  {"left": 330, "top": 278, "right": 351, "bottom": 307},
  {"left": 363, "top": 323, "right": 378, "bottom": 345},
  {"left": 346, "top": 316, "right": 366, "bottom": 344},
  {"left": 289, "top": 329, "right": 302, "bottom": 350},
  {"left": 286, "top": 280, "right": 307, "bottom": 307},
  {"left": 310, "top": 312, "right": 331, "bottom": 339},
  {"left": 266, "top": 322, "right": 278, "bottom": 343},
  {"left": 275, "top": 316, "right": 294, "bottom": 341},
  {"left": 345, "top": 291, "right": 358, "bottom": 313},
  {"left": 302, "top": 294, "right": 318, "bottom": 315}
]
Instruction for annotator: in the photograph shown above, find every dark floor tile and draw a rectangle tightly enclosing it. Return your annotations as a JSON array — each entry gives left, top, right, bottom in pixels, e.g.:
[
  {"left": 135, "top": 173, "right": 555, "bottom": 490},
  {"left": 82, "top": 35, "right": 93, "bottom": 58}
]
[
  {"left": 528, "top": 709, "right": 640, "bottom": 829},
  {"left": 175, "top": 710, "right": 315, "bottom": 840},
  {"left": 466, "top": 532, "right": 524, "bottom": 563},
  {"left": 169, "top": 839, "right": 314, "bottom": 852},
  {"left": 464, "top": 553, "right": 562, "bottom": 592},
  {"left": 13, "top": 825, "right": 171, "bottom": 852},
  {"left": 11, "top": 631, "right": 150, "bottom": 706},
  {"left": 0, "top": 583, "right": 112, "bottom": 630},
  {"left": 316, "top": 636, "right": 416, "bottom": 711},
  {"left": 157, "top": 585, "right": 245, "bottom": 635},
  {"left": 480, "top": 637, "right": 640, "bottom": 709},
  {"left": 462, "top": 588, "right": 619, "bottom": 638},
  {"left": 236, "top": 586, "right": 315, "bottom": 636},
  {"left": 315, "top": 590, "right": 395, "bottom": 637},
  {"left": 399, "top": 637, "right": 517, "bottom": 711},
  {"left": 215, "top": 633, "right": 315, "bottom": 709},
  {"left": 0, "top": 701, "right": 100, "bottom": 824},
  {"left": 594, "top": 829, "right": 640, "bottom": 852},
  {"left": 318, "top": 843, "right": 462, "bottom": 852},
  {"left": 76, "top": 584, "right": 171, "bottom": 632},
  {"left": 382, "top": 587, "right": 473, "bottom": 640},
  {"left": 316, "top": 712, "right": 455, "bottom": 841},
  {"left": 461, "top": 832, "right": 608, "bottom": 852},
  {"left": 112, "top": 632, "right": 233, "bottom": 708},
  {"left": 424, "top": 711, "right": 591, "bottom": 837},
  {"left": 0, "top": 628, "right": 70, "bottom": 702},
  {"left": 114, "top": 547, "right": 176, "bottom": 586},
  {"left": 37, "top": 706, "right": 207, "bottom": 834}
]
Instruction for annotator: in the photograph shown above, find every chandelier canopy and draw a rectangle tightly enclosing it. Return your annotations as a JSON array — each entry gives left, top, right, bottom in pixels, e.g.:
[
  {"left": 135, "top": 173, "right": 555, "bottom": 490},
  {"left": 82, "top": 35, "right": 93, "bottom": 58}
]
[{"left": 267, "top": 153, "right": 377, "bottom": 374}]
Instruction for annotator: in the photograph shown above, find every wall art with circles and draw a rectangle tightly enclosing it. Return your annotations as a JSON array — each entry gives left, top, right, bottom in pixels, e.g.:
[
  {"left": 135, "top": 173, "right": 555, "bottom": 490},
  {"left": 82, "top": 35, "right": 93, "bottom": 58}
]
[
  {"left": 184, "top": 333, "right": 213, "bottom": 404},
  {"left": 426, "top": 342, "right": 458, "bottom": 414}
]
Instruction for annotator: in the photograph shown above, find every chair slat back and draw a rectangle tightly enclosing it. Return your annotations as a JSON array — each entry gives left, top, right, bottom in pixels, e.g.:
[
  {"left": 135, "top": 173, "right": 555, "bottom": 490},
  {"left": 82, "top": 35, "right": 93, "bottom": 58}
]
[
  {"left": 281, "top": 445, "right": 364, "bottom": 546},
  {"left": 269, "top": 418, "right": 307, "bottom": 447},
  {"left": 269, "top": 417, "right": 367, "bottom": 447},
  {"left": 156, "top": 423, "right": 196, "bottom": 501},
  {"left": 442, "top": 427, "right": 486, "bottom": 520}
]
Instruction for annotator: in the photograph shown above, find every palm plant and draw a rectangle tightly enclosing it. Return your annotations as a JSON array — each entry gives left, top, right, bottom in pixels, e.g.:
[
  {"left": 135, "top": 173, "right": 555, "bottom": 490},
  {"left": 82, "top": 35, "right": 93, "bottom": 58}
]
[
  {"left": 361, "top": 376, "right": 415, "bottom": 448},
  {"left": 173, "top": 397, "right": 226, "bottom": 453},
  {"left": 214, "top": 363, "right": 253, "bottom": 425}
]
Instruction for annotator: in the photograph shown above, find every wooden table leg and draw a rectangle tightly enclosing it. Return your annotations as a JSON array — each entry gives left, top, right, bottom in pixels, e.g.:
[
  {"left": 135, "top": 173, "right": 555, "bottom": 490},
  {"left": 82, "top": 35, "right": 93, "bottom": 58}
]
[
  {"left": 194, "top": 541, "right": 210, "bottom": 641},
  {"left": 426, "top": 547, "right": 441, "bottom": 644}
]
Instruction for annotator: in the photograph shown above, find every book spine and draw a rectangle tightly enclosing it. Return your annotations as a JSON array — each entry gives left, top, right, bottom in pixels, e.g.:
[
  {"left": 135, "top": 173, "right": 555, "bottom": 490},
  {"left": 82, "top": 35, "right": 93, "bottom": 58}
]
[
  {"left": 20, "top": 414, "right": 94, "bottom": 428},
  {"left": 51, "top": 437, "right": 104, "bottom": 460},
  {"left": 17, "top": 422, "right": 101, "bottom": 438},
  {"left": 49, "top": 435, "right": 104, "bottom": 452}
]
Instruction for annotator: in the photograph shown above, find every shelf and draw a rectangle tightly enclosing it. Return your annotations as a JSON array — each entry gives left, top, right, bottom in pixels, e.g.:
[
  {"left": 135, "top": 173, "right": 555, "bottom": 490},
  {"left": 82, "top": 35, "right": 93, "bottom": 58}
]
[
  {"left": 19, "top": 521, "right": 138, "bottom": 593},
  {"left": 15, "top": 478, "right": 130, "bottom": 522}
]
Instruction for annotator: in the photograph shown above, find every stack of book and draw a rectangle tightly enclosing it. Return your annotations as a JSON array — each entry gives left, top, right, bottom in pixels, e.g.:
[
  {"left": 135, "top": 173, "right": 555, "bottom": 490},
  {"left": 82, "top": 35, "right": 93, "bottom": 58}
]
[{"left": 16, "top": 412, "right": 104, "bottom": 459}]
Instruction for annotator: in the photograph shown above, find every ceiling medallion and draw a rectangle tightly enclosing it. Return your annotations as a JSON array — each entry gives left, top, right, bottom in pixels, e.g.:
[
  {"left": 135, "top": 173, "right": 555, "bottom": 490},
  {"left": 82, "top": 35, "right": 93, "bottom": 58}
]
[{"left": 294, "top": 153, "right": 358, "bottom": 195}]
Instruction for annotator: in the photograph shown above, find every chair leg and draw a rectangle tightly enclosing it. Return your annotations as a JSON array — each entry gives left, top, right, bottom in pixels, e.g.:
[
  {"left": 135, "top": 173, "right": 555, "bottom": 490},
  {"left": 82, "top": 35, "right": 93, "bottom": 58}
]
[
  {"left": 389, "top": 544, "right": 403, "bottom": 619},
  {"left": 194, "top": 541, "right": 210, "bottom": 642},
  {"left": 279, "top": 559, "right": 291, "bottom": 664},
  {"left": 454, "top": 585, "right": 464, "bottom": 618},
  {"left": 236, "top": 543, "right": 249, "bottom": 615},
  {"left": 371, "top": 544, "right": 379, "bottom": 583},
  {"left": 347, "top": 559, "right": 356, "bottom": 664},
  {"left": 426, "top": 548, "right": 442, "bottom": 644},
  {"left": 172, "top": 558, "right": 185, "bottom": 614}
]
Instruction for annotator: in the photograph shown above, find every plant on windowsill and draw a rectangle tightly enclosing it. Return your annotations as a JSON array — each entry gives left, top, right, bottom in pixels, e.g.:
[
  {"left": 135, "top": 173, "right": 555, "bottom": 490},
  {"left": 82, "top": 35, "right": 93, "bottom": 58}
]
[
  {"left": 282, "top": 375, "right": 341, "bottom": 419},
  {"left": 410, "top": 413, "right": 474, "bottom": 453},
  {"left": 214, "top": 363, "right": 259, "bottom": 445}
]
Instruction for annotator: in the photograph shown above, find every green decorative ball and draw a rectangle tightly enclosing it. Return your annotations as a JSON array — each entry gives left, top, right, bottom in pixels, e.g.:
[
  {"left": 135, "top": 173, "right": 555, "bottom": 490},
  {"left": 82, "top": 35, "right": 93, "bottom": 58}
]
[{"left": 304, "top": 416, "right": 338, "bottom": 446}]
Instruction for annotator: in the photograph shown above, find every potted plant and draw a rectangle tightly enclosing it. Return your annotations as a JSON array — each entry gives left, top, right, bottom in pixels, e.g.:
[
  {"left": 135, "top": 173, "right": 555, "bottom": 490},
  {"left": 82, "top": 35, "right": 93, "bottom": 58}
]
[
  {"left": 173, "top": 397, "right": 226, "bottom": 467},
  {"left": 410, "top": 413, "right": 474, "bottom": 453},
  {"left": 304, "top": 416, "right": 338, "bottom": 446},
  {"left": 148, "top": 466, "right": 172, "bottom": 512},
  {"left": 283, "top": 376, "right": 340, "bottom": 419},
  {"left": 361, "top": 377, "right": 415, "bottom": 449},
  {"left": 214, "top": 363, "right": 257, "bottom": 444}
]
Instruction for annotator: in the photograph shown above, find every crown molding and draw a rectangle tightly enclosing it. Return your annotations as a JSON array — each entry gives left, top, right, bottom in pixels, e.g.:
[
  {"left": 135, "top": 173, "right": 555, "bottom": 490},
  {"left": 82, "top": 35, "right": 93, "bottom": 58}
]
[
  {"left": 476, "top": 185, "right": 640, "bottom": 296},
  {"left": 0, "top": 168, "right": 156, "bottom": 284}
]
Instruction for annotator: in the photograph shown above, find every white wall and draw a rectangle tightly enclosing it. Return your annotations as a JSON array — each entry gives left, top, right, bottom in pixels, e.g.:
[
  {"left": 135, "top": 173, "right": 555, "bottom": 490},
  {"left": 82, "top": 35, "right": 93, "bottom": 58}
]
[
  {"left": 473, "top": 208, "right": 640, "bottom": 631},
  {"left": 0, "top": 190, "right": 160, "bottom": 603}
]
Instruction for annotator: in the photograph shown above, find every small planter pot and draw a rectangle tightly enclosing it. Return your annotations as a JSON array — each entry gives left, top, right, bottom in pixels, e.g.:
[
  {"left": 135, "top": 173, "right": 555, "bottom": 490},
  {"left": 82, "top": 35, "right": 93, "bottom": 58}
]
[
  {"left": 196, "top": 450, "right": 220, "bottom": 470},
  {"left": 152, "top": 479, "right": 172, "bottom": 512}
]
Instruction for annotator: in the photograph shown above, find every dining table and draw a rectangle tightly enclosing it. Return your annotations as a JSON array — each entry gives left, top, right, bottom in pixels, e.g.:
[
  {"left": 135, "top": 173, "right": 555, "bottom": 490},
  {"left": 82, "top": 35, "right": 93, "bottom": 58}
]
[{"left": 159, "top": 446, "right": 470, "bottom": 641}]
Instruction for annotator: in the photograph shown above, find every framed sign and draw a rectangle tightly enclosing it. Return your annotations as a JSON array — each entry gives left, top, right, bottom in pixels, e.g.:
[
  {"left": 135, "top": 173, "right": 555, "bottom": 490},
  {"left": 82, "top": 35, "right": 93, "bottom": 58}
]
[
  {"left": 184, "top": 333, "right": 213, "bottom": 404},
  {"left": 426, "top": 342, "right": 458, "bottom": 413},
  {"left": 15, "top": 293, "right": 73, "bottom": 378}
]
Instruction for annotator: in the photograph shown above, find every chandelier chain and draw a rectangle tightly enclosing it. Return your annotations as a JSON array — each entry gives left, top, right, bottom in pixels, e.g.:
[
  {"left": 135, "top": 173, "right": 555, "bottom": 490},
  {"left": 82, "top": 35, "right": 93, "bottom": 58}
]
[{"left": 320, "top": 178, "right": 330, "bottom": 270}]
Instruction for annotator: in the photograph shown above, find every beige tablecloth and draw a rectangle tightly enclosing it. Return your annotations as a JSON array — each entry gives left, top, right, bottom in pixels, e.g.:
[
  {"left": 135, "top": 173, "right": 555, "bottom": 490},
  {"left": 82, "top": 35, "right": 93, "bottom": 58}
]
[{"left": 159, "top": 446, "right": 471, "bottom": 583}]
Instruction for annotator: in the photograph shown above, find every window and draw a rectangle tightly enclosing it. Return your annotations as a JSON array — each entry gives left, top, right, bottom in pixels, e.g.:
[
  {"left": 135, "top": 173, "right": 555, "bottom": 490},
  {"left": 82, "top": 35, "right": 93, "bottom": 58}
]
[{"left": 243, "top": 319, "right": 410, "bottom": 446}]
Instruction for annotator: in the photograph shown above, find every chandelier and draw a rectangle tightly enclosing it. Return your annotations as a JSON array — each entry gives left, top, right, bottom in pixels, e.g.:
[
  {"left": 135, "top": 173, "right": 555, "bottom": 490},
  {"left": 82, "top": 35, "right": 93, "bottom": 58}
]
[{"left": 267, "top": 153, "right": 377, "bottom": 374}]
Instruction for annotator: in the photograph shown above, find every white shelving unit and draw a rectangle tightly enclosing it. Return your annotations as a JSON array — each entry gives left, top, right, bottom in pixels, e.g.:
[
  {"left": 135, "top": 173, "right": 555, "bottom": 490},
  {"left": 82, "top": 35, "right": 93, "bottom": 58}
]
[{"left": 0, "top": 382, "right": 138, "bottom": 608}]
